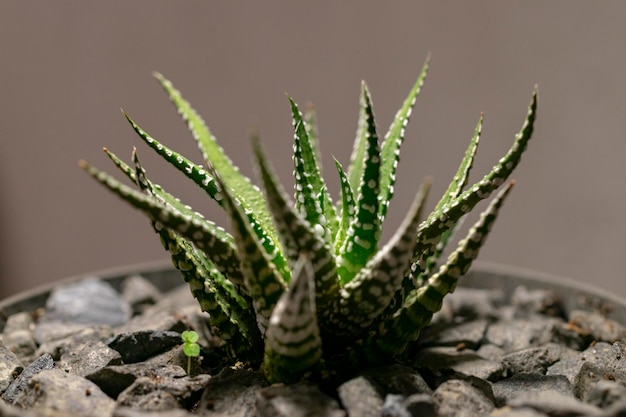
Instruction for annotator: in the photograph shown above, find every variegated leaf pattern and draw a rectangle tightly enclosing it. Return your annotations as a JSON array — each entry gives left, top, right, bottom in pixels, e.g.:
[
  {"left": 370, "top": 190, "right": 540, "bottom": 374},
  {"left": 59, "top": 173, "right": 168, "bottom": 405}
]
[
  {"left": 263, "top": 255, "right": 322, "bottom": 383},
  {"left": 81, "top": 59, "right": 537, "bottom": 384},
  {"left": 337, "top": 83, "right": 382, "bottom": 284}
]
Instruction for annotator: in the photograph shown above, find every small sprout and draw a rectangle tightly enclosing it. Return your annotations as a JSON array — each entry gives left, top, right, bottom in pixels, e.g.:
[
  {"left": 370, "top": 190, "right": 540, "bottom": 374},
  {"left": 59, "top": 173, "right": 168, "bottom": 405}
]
[
  {"left": 181, "top": 330, "right": 200, "bottom": 375},
  {"left": 81, "top": 57, "right": 538, "bottom": 383}
]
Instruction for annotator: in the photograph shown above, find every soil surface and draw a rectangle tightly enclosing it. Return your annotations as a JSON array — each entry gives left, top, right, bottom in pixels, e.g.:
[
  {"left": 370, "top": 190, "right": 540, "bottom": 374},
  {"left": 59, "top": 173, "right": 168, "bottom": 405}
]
[{"left": 1, "top": 271, "right": 626, "bottom": 416}]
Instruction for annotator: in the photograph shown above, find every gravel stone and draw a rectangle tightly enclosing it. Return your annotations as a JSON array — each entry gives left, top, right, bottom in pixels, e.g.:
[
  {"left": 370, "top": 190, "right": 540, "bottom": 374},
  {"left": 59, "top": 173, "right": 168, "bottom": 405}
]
[
  {"left": 490, "top": 407, "right": 550, "bottom": 417},
  {"left": 568, "top": 309, "right": 626, "bottom": 344},
  {"left": 440, "top": 287, "right": 506, "bottom": 320},
  {"left": 583, "top": 379, "right": 626, "bottom": 408},
  {"left": 501, "top": 344, "right": 566, "bottom": 375},
  {"left": 86, "top": 363, "right": 187, "bottom": 399},
  {"left": 547, "top": 341, "right": 626, "bottom": 385},
  {"left": 362, "top": 364, "right": 433, "bottom": 396},
  {"left": 417, "top": 319, "right": 489, "bottom": 349},
  {"left": 59, "top": 340, "right": 123, "bottom": 377},
  {"left": 510, "top": 286, "right": 565, "bottom": 318},
  {"left": 506, "top": 391, "right": 603, "bottom": 416},
  {"left": 414, "top": 346, "right": 505, "bottom": 381},
  {"left": 197, "top": 367, "right": 268, "bottom": 416},
  {"left": 0, "top": 342, "right": 23, "bottom": 394},
  {"left": 113, "top": 408, "right": 193, "bottom": 417},
  {"left": 107, "top": 330, "right": 182, "bottom": 363},
  {"left": 36, "top": 325, "right": 114, "bottom": 360},
  {"left": 491, "top": 373, "right": 574, "bottom": 407},
  {"left": 403, "top": 393, "right": 438, "bottom": 417},
  {"left": 116, "top": 374, "right": 210, "bottom": 411},
  {"left": 1, "top": 353, "right": 54, "bottom": 404},
  {"left": 45, "top": 277, "right": 131, "bottom": 326},
  {"left": 256, "top": 383, "right": 345, "bottom": 417},
  {"left": 485, "top": 317, "right": 564, "bottom": 353},
  {"left": 13, "top": 368, "right": 115, "bottom": 417},
  {"left": 337, "top": 375, "right": 384, "bottom": 417},
  {"left": 121, "top": 274, "right": 163, "bottom": 315},
  {"left": 433, "top": 379, "right": 495, "bottom": 417},
  {"left": 2, "top": 312, "right": 36, "bottom": 362}
]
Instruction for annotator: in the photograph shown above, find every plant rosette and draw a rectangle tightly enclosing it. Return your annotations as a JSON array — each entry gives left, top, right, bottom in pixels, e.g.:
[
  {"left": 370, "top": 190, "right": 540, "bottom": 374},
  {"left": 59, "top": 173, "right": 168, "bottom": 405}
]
[{"left": 80, "top": 56, "right": 538, "bottom": 384}]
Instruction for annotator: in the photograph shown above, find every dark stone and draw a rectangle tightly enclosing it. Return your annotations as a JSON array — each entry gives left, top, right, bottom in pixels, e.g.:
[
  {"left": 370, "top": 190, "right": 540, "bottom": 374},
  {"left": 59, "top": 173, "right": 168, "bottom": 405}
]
[
  {"left": 439, "top": 287, "right": 506, "bottom": 320},
  {"left": 256, "top": 382, "right": 345, "bottom": 417},
  {"left": 197, "top": 367, "right": 268, "bottom": 416},
  {"left": 362, "top": 364, "right": 433, "bottom": 396},
  {"left": 1, "top": 353, "right": 54, "bottom": 404},
  {"left": 107, "top": 330, "right": 182, "bottom": 363},
  {"left": 573, "top": 360, "right": 626, "bottom": 401},
  {"left": 583, "top": 379, "right": 626, "bottom": 408},
  {"left": 403, "top": 393, "right": 438, "bottom": 417},
  {"left": 86, "top": 363, "right": 186, "bottom": 399},
  {"left": 417, "top": 319, "right": 489, "bottom": 349},
  {"left": 548, "top": 342, "right": 626, "bottom": 385},
  {"left": 413, "top": 346, "right": 504, "bottom": 381},
  {"left": 501, "top": 344, "right": 566, "bottom": 375}
]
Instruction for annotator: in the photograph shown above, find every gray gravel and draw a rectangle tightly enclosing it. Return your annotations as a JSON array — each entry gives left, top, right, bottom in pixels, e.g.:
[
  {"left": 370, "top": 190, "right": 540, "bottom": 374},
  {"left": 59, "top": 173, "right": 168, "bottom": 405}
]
[{"left": 1, "top": 273, "right": 626, "bottom": 416}]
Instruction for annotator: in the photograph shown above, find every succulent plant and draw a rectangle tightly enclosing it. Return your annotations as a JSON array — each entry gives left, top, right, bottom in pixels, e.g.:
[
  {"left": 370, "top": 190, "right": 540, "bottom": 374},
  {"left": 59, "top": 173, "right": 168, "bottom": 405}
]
[{"left": 80, "top": 57, "right": 537, "bottom": 383}]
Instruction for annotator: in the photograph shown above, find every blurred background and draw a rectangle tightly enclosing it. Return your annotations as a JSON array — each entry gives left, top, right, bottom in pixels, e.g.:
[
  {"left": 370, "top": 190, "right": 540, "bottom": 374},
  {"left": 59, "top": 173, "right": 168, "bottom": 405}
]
[{"left": 1, "top": 2, "right": 626, "bottom": 298}]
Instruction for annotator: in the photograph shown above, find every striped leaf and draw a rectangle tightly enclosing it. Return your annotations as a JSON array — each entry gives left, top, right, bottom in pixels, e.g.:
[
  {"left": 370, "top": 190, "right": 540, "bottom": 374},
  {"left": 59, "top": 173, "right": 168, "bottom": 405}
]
[{"left": 337, "top": 83, "right": 382, "bottom": 284}]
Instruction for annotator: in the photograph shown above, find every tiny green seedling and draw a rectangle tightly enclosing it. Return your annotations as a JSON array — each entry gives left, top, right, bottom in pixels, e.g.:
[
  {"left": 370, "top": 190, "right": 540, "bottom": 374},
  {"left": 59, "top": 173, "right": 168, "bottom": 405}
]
[{"left": 181, "top": 330, "right": 200, "bottom": 375}]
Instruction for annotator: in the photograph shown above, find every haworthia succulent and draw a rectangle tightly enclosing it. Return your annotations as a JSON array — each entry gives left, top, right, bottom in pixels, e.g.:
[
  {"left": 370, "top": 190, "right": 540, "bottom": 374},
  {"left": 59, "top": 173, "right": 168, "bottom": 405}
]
[{"left": 81, "top": 57, "right": 537, "bottom": 383}]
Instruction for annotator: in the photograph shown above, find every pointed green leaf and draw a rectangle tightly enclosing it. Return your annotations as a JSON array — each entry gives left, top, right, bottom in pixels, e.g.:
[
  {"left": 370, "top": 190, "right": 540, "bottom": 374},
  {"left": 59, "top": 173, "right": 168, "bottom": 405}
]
[
  {"left": 153, "top": 73, "right": 276, "bottom": 244},
  {"left": 409, "top": 88, "right": 537, "bottom": 282},
  {"left": 332, "top": 157, "right": 356, "bottom": 255},
  {"left": 290, "top": 98, "right": 336, "bottom": 242},
  {"left": 337, "top": 83, "right": 382, "bottom": 284},
  {"left": 329, "top": 178, "right": 431, "bottom": 336},
  {"left": 379, "top": 57, "right": 429, "bottom": 220},
  {"left": 124, "top": 114, "right": 290, "bottom": 284},
  {"left": 205, "top": 160, "right": 287, "bottom": 333},
  {"left": 376, "top": 181, "right": 515, "bottom": 355},
  {"left": 128, "top": 150, "right": 262, "bottom": 361},
  {"left": 253, "top": 137, "right": 339, "bottom": 318},
  {"left": 79, "top": 160, "right": 245, "bottom": 287}
]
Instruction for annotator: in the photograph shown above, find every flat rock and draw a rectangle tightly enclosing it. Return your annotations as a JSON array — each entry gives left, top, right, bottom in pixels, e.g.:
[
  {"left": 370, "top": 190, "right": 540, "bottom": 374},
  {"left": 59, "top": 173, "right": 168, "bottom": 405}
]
[
  {"left": 485, "top": 317, "right": 564, "bottom": 353},
  {"left": 417, "top": 319, "right": 489, "bottom": 349},
  {"left": 36, "top": 325, "right": 114, "bottom": 360},
  {"left": 491, "top": 373, "right": 573, "bottom": 407},
  {"left": 107, "top": 330, "right": 182, "bottom": 363},
  {"left": 510, "top": 286, "right": 565, "bottom": 318},
  {"left": 1, "top": 353, "right": 54, "bottom": 404},
  {"left": 59, "top": 340, "right": 123, "bottom": 377},
  {"left": 501, "top": 344, "right": 566, "bottom": 375},
  {"left": 13, "top": 368, "right": 115, "bottom": 417}
]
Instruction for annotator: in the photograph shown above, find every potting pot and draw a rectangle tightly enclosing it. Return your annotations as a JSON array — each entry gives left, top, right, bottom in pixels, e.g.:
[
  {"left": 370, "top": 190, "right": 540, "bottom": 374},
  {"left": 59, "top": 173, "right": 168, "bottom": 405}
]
[{"left": 0, "top": 261, "right": 625, "bottom": 417}]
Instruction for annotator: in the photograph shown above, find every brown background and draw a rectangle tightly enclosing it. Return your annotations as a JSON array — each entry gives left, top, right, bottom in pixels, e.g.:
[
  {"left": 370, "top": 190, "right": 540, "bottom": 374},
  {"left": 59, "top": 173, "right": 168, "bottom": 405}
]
[{"left": 1, "top": 2, "right": 626, "bottom": 298}]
